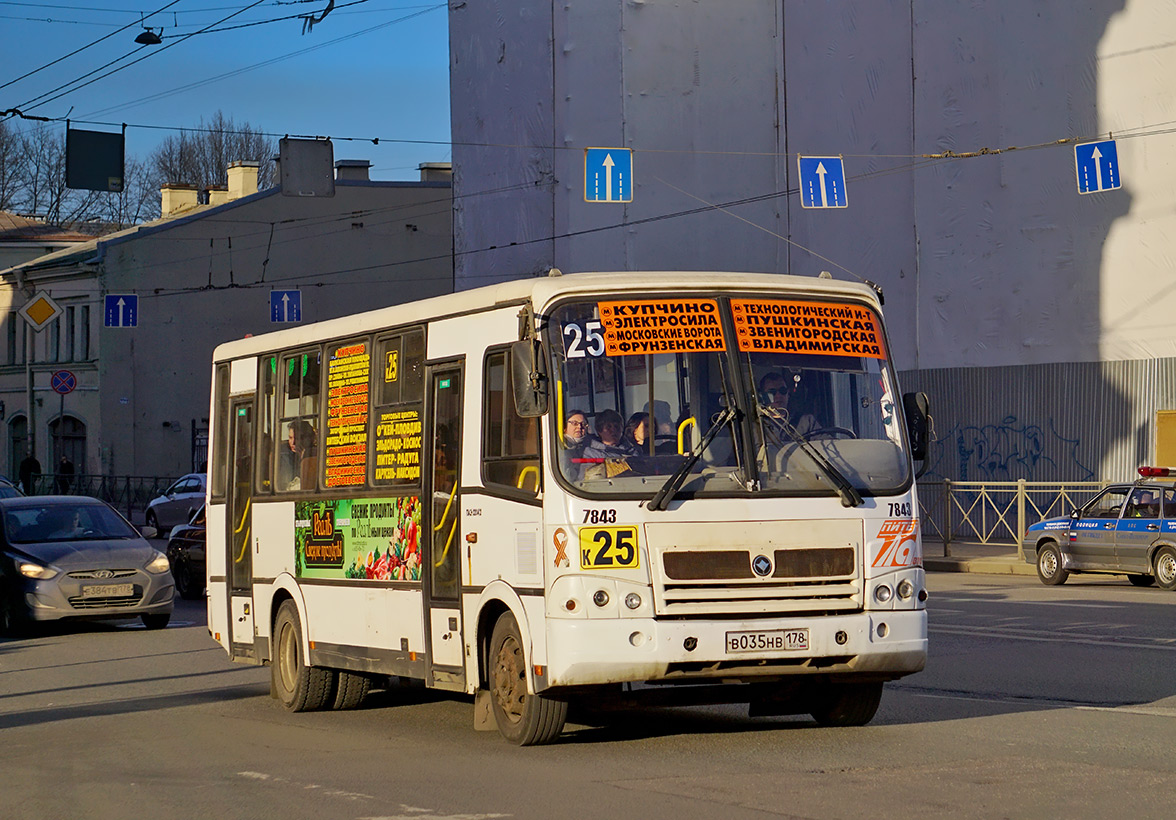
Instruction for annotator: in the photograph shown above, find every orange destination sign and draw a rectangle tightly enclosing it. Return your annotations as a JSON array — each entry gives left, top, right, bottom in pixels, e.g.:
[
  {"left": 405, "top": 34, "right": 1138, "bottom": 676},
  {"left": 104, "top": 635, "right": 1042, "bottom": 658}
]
[
  {"left": 731, "top": 299, "right": 886, "bottom": 358},
  {"left": 597, "top": 298, "right": 726, "bottom": 356}
]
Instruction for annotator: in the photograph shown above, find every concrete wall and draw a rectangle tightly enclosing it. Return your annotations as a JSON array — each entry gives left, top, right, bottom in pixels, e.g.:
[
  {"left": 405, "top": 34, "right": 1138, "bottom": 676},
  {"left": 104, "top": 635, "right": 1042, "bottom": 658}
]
[{"left": 451, "top": 0, "right": 1176, "bottom": 480}]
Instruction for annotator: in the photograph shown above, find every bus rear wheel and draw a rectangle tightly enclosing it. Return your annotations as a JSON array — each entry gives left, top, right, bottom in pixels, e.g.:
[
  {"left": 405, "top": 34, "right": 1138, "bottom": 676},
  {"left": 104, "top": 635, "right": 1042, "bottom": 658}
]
[
  {"left": 810, "top": 681, "right": 884, "bottom": 727},
  {"left": 488, "top": 613, "right": 567, "bottom": 745},
  {"left": 273, "top": 601, "right": 334, "bottom": 711},
  {"left": 332, "top": 671, "right": 371, "bottom": 710}
]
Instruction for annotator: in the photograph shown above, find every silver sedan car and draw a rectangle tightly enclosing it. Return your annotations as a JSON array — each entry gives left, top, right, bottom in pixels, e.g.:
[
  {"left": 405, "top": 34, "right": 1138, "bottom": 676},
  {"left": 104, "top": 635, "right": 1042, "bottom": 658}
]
[{"left": 0, "top": 497, "right": 174, "bottom": 635}]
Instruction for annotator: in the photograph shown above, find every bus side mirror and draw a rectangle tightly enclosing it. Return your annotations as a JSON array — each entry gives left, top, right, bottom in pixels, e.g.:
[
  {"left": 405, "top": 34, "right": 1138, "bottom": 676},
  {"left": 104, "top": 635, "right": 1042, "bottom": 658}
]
[
  {"left": 902, "top": 391, "right": 930, "bottom": 462},
  {"left": 511, "top": 340, "right": 548, "bottom": 418}
]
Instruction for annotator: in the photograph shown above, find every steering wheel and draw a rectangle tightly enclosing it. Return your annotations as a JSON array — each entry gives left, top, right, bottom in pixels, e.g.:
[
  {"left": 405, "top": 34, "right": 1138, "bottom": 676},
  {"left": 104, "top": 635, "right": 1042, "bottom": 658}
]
[{"left": 807, "top": 426, "right": 857, "bottom": 440}]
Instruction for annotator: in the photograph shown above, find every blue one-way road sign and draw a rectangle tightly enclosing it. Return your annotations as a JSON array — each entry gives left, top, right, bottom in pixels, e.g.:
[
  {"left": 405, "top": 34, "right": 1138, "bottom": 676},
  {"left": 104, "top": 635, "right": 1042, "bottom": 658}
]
[
  {"left": 585, "top": 148, "right": 632, "bottom": 203},
  {"left": 798, "top": 156, "right": 848, "bottom": 209},
  {"left": 104, "top": 294, "right": 138, "bottom": 328},
  {"left": 271, "top": 290, "right": 302, "bottom": 323},
  {"left": 1074, "top": 139, "right": 1121, "bottom": 194}
]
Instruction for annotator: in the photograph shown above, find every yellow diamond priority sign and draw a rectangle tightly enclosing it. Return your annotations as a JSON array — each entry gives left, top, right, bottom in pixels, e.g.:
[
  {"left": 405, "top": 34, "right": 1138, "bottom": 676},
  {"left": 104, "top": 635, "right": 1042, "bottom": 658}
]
[{"left": 19, "top": 292, "right": 63, "bottom": 332}]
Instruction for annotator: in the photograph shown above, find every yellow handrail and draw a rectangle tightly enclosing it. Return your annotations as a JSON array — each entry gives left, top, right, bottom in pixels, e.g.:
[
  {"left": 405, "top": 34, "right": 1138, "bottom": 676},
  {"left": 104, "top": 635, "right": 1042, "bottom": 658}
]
[
  {"left": 233, "top": 497, "right": 251, "bottom": 564},
  {"left": 516, "top": 465, "right": 539, "bottom": 491},
  {"left": 677, "top": 417, "right": 698, "bottom": 454},
  {"left": 433, "top": 480, "right": 458, "bottom": 532}
]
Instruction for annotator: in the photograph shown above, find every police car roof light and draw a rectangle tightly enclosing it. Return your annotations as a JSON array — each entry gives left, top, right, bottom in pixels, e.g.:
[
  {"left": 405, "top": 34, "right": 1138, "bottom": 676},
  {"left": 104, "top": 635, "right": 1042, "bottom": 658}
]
[{"left": 1138, "top": 466, "right": 1172, "bottom": 477}]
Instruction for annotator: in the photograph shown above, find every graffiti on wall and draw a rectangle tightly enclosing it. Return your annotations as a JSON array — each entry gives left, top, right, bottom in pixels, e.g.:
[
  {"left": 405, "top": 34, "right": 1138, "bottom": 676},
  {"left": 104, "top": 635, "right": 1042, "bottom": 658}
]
[{"left": 926, "top": 416, "right": 1095, "bottom": 481}]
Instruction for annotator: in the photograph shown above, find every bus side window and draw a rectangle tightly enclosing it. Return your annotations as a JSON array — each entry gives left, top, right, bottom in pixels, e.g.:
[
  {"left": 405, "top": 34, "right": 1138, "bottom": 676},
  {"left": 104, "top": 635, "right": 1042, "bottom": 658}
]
[
  {"left": 483, "top": 349, "right": 540, "bottom": 497},
  {"left": 277, "top": 348, "right": 322, "bottom": 492}
]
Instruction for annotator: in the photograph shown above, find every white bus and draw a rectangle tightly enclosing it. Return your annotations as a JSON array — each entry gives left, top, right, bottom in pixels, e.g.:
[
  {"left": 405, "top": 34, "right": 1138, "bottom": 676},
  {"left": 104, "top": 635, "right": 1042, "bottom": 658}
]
[{"left": 206, "top": 270, "right": 931, "bottom": 745}]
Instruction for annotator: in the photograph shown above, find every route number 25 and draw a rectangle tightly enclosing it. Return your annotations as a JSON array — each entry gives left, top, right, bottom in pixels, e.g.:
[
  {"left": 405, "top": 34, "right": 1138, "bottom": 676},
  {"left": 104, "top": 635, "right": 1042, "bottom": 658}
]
[
  {"left": 563, "top": 321, "right": 606, "bottom": 358},
  {"left": 579, "top": 526, "right": 640, "bottom": 569}
]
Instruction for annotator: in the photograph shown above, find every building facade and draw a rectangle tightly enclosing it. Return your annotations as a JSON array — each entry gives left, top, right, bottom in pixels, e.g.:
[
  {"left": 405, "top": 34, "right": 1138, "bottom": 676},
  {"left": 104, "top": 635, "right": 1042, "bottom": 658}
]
[
  {"left": 0, "top": 156, "right": 453, "bottom": 480},
  {"left": 449, "top": 0, "right": 1176, "bottom": 481}
]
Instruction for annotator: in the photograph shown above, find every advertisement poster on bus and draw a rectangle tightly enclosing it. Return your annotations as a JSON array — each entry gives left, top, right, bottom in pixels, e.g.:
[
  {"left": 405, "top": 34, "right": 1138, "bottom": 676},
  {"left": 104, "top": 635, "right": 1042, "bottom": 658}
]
[{"left": 295, "top": 495, "right": 422, "bottom": 581}]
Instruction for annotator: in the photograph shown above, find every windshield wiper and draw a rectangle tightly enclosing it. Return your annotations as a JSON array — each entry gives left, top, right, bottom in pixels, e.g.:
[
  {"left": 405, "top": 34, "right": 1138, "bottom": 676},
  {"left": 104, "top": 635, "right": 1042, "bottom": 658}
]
[
  {"left": 646, "top": 406, "right": 737, "bottom": 512},
  {"left": 759, "top": 406, "right": 862, "bottom": 508}
]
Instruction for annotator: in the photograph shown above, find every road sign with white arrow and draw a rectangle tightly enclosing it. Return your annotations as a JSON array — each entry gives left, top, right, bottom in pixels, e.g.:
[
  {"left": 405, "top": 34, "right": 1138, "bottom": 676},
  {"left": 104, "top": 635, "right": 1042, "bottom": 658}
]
[
  {"left": 1074, "top": 139, "right": 1121, "bottom": 195},
  {"left": 104, "top": 294, "right": 138, "bottom": 328},
  {"left": 270, "top": 290, "right": 302, "bottom": 323},
  {"left": 585, "top": 147, "right": 633, "bottom": 203},
  {"left": 798, "top": 156, "right": 849, "bottom": 209}
]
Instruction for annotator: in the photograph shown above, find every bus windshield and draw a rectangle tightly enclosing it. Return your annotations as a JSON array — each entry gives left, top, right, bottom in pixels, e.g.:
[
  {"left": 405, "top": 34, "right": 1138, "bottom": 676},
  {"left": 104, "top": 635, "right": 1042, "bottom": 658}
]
[{"left": 547, "top": 293, "right": 910, "bottom": 500}]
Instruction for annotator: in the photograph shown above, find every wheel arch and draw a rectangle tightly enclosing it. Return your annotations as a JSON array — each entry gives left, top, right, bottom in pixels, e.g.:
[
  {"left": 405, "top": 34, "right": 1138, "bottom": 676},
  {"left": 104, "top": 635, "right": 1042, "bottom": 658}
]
[
  {"left": 266, "top": 574, "right": 307, "bottom": 663},
  {"left": 473, "top": 581, "right": 536, "bottom": 693}
]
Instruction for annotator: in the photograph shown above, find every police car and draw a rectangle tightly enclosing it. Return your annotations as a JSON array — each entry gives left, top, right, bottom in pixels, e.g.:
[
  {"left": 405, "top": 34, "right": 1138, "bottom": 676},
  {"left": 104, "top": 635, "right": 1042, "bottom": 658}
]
[{"left": 1023, "top": 467, "right": 1176, "bottom": 590}]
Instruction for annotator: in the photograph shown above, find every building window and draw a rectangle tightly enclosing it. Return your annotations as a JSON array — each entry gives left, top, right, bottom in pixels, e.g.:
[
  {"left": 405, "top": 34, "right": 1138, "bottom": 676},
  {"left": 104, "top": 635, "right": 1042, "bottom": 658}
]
[
  {"left": 49, "top": 315, "right": 61, "bottom": 362},
  {"left": 65, "top": 306, "right": 76, "bottom": 363},
  {"left": 78, "top": 305, "right": 90, "bottom": 360},
  {"left": 6, "top": 312, "right": 15, "bottom": 366}
]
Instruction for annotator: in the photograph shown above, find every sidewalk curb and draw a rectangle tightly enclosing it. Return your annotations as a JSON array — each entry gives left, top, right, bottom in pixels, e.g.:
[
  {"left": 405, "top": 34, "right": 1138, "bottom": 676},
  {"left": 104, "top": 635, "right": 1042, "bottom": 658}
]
[{"left": 924, "top": 556, "right": 1035, "bottom": 576}]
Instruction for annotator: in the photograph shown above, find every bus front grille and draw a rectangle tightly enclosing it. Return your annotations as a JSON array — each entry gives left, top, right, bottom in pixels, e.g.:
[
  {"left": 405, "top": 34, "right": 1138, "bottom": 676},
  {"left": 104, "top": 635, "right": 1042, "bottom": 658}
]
[{"left": 646, "top": 520, "right": 864, "bottom": 617}]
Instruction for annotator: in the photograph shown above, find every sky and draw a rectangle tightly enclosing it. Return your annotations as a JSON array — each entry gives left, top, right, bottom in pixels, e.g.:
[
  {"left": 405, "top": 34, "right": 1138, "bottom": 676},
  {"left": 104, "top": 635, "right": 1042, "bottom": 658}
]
[{"left": 0, "top": 0, "right": 452, "bottom": 181}]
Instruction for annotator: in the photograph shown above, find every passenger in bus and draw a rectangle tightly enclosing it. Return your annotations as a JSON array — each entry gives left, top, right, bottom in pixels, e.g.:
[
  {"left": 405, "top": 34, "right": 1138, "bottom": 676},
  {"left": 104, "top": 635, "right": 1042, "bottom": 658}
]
[
  {"left": 278, "top": 424, "right": 299, "bottom": 490},
  {"left": 581, "top": 410, "right": 640, "bottom": 472},
  {"left": 560, "top": 410, "right": 592, "bottom": 480},
  {"left": 759, "top": 371, "right": 818, "bottom": 435},
  {"left": 295, "top": 420, "right": 318, "bottom": 490},
  {"left": 624, "top": 412, "right": 651, "bottom": 455}
]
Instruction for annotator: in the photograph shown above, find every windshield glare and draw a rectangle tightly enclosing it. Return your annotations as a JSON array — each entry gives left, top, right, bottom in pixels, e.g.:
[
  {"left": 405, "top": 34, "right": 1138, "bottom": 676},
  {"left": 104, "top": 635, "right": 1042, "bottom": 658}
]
[
  {"left": 548, "top": 295, "right": 910, "bottom": 498},
  {"left": 4, "top": 504, "right": 139, "bottom": 543}
]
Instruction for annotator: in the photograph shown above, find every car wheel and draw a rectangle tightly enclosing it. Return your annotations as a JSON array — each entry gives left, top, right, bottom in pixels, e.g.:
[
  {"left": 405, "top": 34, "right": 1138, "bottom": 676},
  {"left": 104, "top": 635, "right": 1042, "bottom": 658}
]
[
  {"left": 172, "top": 557, "right": 204, "bottom": 601},
  {"left": 1036, "top": 543, "right": 1069, "bottom": 586},
  {"left": 142, "top": 613, "right": 170, "bottom": 630},
  {"left": 272, "top": 600, "right": 334, "bottom": 711},
  {"left": 489, "top": 612, "right": 567, "bottom": 745},
  {"left": 1127, "top": 574, "right": 1156, "bottom": 588},
  {"left": 145, "top": 510, "right": 159, "bottom": 532},
  {"left": 332, "top": 671, "right": 371, "bottom": 710},
  {"left": 810, "top": 681, "right": 884, "bottom": 727},
  {"left": 1153, "top": 546, "right": 1176, "bottom": 591},
  {"left": 0, "top": 598, "right": 30, "bottom": 637}
]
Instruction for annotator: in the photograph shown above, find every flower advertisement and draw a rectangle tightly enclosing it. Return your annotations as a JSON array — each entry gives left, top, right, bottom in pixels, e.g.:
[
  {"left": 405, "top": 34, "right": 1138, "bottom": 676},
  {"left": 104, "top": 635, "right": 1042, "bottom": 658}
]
[{"left": 295, "top": 496, "right": 422, "bottom": 581}]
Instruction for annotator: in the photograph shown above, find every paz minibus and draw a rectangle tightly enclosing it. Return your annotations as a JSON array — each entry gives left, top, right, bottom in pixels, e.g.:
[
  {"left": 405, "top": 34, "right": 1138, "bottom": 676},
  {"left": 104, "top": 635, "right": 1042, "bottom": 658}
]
[{"left": 206, "top": 270, "right": 930, "bottom": 744}]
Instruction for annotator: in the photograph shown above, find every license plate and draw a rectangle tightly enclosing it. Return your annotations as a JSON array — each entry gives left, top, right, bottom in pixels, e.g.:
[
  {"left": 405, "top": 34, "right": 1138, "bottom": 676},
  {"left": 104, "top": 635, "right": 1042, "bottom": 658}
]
[
  {"left": 725, "top": 628, "right": 809, "bottom": 653},
  {"left": 82, "top": 583, "right": 134, "bottom": 598}
]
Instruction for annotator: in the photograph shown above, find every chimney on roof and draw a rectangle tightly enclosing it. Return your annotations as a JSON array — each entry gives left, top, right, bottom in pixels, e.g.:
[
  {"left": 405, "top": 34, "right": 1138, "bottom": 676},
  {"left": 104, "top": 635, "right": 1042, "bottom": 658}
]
[
  {"left": 207, "top": 186, "right": 230, "bottom": 206},
  {"left": 227, "top": 161, "right": 260, "bottom": 200},
  {"left": 418, "top": 162, "right": 452, "bottom": 182},
  {"left": 161, "top": 183, "right": 199, "bottom": 216},
  {"left": 335, "top": 159, "right": 371, "bottom": 181}
]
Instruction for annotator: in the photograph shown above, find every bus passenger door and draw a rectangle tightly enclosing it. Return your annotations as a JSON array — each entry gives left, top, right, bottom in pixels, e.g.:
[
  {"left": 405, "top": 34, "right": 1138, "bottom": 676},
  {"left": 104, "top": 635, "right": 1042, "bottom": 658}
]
[
  {"left": 425, "top": 364, "right": 465, "bottom": 689},
  {"left": 227, "top": 400, "right": 256, "bottom": 656}
]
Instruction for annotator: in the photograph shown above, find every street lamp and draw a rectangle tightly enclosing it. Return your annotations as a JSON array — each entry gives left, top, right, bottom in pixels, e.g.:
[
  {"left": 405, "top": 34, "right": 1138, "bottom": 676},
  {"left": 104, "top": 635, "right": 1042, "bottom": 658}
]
[{"left": 134, "top": 28, "right": 163, "bottom": 45}]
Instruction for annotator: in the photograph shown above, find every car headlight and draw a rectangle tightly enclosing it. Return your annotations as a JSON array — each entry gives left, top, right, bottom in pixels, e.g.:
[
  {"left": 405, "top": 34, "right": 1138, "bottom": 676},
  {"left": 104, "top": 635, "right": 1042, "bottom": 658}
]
[
  {"left": 18, "top": 561, "right": 57, "bottom": 580},
  {"left": 145, "top": 551, "right": 171, "bottom": 574}
]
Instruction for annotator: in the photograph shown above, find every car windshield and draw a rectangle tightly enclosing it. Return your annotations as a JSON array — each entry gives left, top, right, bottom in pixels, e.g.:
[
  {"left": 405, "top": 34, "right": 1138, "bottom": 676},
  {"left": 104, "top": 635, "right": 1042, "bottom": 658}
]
[
  {"left": 547, "top": 293, "right": 910, "bottom": 499},
  {"left": 4, "top": 503, "right": 140, "bottom": 543}
]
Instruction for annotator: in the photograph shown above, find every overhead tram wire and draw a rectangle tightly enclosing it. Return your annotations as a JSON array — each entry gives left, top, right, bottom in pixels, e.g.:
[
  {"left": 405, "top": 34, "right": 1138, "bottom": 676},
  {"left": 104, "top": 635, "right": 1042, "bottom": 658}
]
[
  {"left": 15, "top": 0, "right": 271, "bottom": 114},
  {"left": 0, "top": 0, "right": 182, "bottom": 93},
  {"left": 77, "top": 3, "right": 446, "bottom": 119}
]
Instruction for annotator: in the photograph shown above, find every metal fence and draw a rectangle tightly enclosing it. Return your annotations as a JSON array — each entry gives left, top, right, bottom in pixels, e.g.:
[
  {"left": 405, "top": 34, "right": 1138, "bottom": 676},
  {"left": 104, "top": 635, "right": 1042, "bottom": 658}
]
[
  {"left": 917, "top": 479, "right": 1107, "bottom": 559},
  {"left": 19, "top": 473, "right": 181, "bottom": 521}
]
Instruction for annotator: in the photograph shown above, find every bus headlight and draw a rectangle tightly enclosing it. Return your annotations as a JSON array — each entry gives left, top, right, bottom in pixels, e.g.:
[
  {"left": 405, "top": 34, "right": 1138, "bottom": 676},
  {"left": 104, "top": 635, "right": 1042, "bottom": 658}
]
[
  {"left": 896, "top": 579, "right": 914, "bottom": 600},
  {"left": 873, "top": 584, "right": 893, "bottom": 604},
  {"left": 624, "top": 592, "right": 642, "bottom": 610},
  {"left": 592, "top": 589, "right": 610, "bottom": 607}
]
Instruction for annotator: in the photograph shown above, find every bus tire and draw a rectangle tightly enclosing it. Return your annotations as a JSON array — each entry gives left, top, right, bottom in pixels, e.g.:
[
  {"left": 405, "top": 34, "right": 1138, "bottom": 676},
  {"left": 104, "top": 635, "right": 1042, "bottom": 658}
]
[
  {"left": 489, "top": 612, "right": 567, "bottom": 745},
  {"left": 1036, "top": 543, "right": 1068, "bottom": 586},
  {"left": 332, "top": 671, "right": 371, "bottom": 710},
  {"left": 273, "top": 601, "right": 334, "bottom": 712},
  {"left": 810, "top": 681, "right": 883, "bottom": 727}
]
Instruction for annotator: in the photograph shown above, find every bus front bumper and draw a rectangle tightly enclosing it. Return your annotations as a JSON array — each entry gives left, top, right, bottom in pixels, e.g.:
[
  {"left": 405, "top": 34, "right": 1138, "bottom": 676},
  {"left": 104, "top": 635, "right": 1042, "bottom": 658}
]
[{"left": 542, "top": 609, "right": 926, "bottom": 689}]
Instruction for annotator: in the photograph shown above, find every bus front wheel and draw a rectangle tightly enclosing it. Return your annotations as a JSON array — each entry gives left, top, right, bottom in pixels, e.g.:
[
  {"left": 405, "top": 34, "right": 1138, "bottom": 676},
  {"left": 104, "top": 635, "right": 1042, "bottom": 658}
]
[
  {"left": 272, "top": 601, "right": 334, "bottom": 712},
  {"left": 809, "top": 681, "right": 883, "bottom": 727},
  {"left": 488, "top": 613, "right": 567, "bottom": 745}
]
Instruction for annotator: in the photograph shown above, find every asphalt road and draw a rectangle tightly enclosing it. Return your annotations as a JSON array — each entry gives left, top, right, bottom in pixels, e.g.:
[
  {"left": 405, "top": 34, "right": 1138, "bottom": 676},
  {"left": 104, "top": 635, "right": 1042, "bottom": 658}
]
[{"left": 2, "top": 574, "right": 1174, "bottom": 820}]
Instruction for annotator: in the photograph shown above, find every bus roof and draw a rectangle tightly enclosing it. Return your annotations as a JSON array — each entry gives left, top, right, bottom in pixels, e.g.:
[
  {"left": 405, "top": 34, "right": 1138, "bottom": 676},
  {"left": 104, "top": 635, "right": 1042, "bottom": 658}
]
[{"left": 212, "top": 270, "right": 882, "bottom": 362}]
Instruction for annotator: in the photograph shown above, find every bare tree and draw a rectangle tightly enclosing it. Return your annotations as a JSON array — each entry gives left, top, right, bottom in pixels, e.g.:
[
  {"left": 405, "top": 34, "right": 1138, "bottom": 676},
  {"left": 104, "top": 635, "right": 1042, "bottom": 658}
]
[
  {"left": 85, "top": 156, "right": 161, "bottom": 230},
  {"left": 149, "top": 111, "right": 276, "bottom": 193},
  {"left": 13, "top": 125, "right": 100, "bottom": 224},
  {"left": 0, "top": 119, "right": 21, "bottom": 212}
]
